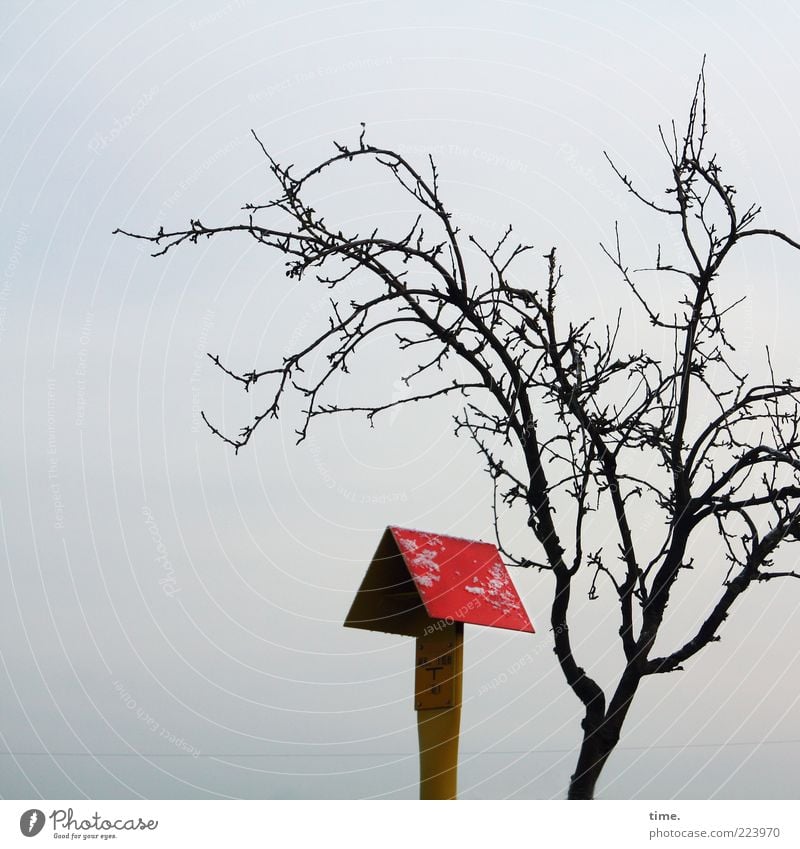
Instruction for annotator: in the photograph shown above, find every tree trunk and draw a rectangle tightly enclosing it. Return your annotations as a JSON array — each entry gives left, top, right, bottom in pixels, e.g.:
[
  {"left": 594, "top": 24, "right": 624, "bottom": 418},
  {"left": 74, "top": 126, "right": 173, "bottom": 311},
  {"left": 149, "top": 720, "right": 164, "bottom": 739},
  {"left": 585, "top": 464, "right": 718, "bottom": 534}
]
[
  {"left": 567, "top": 729, "right": 616, "bottom": 799},
  {"left": 567, "top": 668, "right": 642, "bottom": 799}
]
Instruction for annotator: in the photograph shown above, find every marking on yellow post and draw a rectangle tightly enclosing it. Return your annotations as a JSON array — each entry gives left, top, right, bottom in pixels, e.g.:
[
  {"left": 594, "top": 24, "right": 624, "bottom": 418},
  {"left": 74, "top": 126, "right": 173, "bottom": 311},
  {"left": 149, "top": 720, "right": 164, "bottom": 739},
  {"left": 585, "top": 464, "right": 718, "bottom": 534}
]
[
  {"left": 416, "top": 623, "right": 463, "bottom": 800},
  {"left": 415, "top": 633, "right": 457, "bottom": 710}
]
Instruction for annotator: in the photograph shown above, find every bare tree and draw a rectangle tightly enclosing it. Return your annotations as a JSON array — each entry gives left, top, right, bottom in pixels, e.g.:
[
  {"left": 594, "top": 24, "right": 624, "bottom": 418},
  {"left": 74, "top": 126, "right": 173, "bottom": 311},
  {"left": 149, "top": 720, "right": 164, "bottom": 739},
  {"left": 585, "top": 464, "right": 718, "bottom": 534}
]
[{"left": 116, "top": 68, "right": 800, "bottom": 799}]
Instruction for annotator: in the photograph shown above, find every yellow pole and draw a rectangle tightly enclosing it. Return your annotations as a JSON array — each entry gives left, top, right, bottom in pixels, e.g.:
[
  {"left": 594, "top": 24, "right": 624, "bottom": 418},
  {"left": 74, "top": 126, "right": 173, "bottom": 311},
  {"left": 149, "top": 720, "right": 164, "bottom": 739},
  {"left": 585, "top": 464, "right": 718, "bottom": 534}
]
[{"left": 415, "top": 621, "right": 463, "bottom": 800}]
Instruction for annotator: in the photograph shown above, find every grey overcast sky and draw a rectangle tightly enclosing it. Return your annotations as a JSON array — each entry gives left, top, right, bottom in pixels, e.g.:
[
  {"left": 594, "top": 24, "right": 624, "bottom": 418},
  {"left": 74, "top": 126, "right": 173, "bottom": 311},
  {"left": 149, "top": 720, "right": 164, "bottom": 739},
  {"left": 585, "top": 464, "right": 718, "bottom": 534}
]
[{"left": 2, "top": 0, "right": 800, "bottom": 800}]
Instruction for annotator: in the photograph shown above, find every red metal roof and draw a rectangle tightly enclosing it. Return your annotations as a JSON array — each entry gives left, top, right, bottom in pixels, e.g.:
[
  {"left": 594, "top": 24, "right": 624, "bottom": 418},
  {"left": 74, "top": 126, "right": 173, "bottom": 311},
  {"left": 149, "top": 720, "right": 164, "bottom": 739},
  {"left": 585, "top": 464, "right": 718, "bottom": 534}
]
[
  {"left": 344, "top": 526, "right": 534, "bottom": 636},
  {"left": 389, "top": 527, "right": 534, "bottom": 634}
]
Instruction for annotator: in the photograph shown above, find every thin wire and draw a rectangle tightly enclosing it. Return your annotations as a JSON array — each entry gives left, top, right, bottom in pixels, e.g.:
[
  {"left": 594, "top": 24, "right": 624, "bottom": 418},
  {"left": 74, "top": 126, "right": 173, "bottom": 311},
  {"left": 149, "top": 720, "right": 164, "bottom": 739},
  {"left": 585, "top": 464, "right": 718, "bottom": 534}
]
[{"left": 2, "top": 738, "right": 799, "bottom": 758}]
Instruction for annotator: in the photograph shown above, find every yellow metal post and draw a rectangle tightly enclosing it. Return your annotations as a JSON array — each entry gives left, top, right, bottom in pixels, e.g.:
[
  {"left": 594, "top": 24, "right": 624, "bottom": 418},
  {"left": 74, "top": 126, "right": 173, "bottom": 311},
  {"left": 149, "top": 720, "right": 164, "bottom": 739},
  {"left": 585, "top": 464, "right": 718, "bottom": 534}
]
[{"left": 415, "top": 621, "right": 464, "bottom": 800}]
